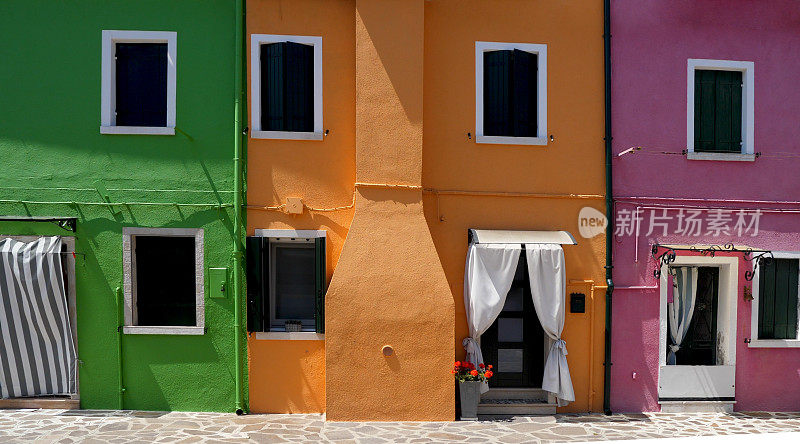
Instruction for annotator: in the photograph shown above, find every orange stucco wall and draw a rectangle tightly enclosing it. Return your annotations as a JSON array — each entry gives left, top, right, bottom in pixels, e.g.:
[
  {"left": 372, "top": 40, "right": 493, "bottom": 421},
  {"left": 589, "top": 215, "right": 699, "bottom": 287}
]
[
  {"left": 247, "top": 0, "right": 606, "bottom": 417},
  {"left": 422, "top": 0, "right": 607, "bottom": 413},
  {"left": 246, "top": 0, "right": 356, "bottom": 414}
]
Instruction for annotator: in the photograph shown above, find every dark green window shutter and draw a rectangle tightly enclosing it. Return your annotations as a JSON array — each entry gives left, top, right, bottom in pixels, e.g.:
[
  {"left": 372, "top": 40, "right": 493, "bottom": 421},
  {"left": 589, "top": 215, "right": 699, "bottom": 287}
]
[
  {"left": 246, "top": 236, "right": 267, "bottom": 332},
  {"left": 759, "top": 258, "right": 799, "bottom": 340},
  {"left": 261, "top": 43, "right": 285, "bottom": 131},
  {"left": 484, "top": 50, "right": 512, "bottom": 136},
  {"left": 314, "top": 237, "right": 326, "bottom": 333},
  {"left": 283, "top": 42, "right": 315, "bottom": 132},
  {"left": 115, "top": 43, "right": 167, "bottom": 127},
  {"left": 694, "top": 70, "right": 742, "bottom": 153}
]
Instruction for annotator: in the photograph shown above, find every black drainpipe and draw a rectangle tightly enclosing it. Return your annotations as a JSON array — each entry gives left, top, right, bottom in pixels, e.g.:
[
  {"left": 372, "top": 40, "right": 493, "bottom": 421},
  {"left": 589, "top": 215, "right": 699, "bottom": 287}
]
[{"left": 602, "top": 0, "right": 615, "bottom": 416}]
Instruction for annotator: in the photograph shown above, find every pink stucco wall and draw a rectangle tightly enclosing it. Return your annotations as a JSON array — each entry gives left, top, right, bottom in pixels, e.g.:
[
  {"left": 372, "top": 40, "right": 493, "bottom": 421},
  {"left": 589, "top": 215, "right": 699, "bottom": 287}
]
[{"left": 610, "top": 0, "right": 800, "bottom": 412}]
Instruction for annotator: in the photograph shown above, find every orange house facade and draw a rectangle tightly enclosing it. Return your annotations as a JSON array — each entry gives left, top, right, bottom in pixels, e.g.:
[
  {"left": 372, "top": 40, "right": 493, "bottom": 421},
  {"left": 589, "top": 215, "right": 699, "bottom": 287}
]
[{"left": 246, "top": 0, "right": 607, "bottom": 421}]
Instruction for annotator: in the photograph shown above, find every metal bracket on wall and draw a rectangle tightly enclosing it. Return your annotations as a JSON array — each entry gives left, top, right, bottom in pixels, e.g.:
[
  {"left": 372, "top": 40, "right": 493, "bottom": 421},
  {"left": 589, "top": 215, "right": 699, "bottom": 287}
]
[{"left": 651, "top": 243, "right": 774, "bottom": 281}]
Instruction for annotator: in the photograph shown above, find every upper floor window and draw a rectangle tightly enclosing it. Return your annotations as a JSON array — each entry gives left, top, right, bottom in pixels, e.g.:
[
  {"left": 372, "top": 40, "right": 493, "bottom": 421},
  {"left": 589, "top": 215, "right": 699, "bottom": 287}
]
[
  {"left": 101, "top": 31, "right": 177, "bottom": 135},
  {"left": 475, "top": 42, "right": 547, "bottom": 146},
  {"left": 687, "top": 59, "right": 754, "bottom": 161},
  {"left": 251, "top": 34, "right": 323, "bottom": 140}
]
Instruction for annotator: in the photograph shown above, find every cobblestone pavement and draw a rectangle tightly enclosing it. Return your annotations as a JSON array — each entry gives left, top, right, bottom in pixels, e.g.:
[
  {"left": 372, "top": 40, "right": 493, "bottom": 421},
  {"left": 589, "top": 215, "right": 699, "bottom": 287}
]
[{"left": 1, "top": 409, "right": 800, "bottom": 443}]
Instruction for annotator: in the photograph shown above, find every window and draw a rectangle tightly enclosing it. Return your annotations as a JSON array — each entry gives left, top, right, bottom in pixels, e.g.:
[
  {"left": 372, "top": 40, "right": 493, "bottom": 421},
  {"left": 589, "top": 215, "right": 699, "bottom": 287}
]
[
  {"left": 250, "top": 34, "right": 323, "bottom": 140},
  {"left": 687, "top": 59, "right": 754, "bottom": 161},
  {"left": 101, "top": 30, "right": 177, "bottom": 135},
  {"left": 246, "top": 230, "right": 326, "bottom": 334},
  {"left": 122, "top": 228, "right": 204, "bottom": 335},
  {"left": 753, "top": 257, "right": 799, "bottom": 343},
  {"left": 476, "top": 42, "right": 547, "bottom": 146}
]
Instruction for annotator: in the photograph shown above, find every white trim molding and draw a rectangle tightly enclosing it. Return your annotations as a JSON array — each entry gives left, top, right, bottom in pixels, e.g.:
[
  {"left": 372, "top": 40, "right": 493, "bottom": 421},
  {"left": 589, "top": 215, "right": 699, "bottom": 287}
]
[
  {"left": 254, "top": 332, "right": 324, "bottom": 341},
  {"left": 250, "top": 34, "right": 323, "bottom": 140},
  {"left": 475, "top": 41, "right": 547, "bottom": 146},
  {"left": 686, "top": 58, "right": 754, "bottom": 158},
  {"left": 122, "top": 227, "right": 204, "bottom": 335},
  {"left": 657, "top": 255, "right": 739, "bottom": 405},
  {"left": 101, "top": 30, "right": 177, "bottom": 135},
  {"left": 253, "top": 229, "right": 326, "bottom": 239},
  {"left": 749, "top": 251, "right": 800, "bottom": 348}
]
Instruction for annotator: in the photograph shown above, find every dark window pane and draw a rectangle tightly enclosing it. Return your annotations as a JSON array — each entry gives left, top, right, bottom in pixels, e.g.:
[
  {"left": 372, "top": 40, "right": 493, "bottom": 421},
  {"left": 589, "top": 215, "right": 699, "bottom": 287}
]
[
  {"left": 134, "top": 236, "right": 196, "bottom": 326},
  {"left": 261, "top": 42, "right": 314, "bottom": 132},
  {"left": 484, "top": 49, "right": 537, "bottom": 137},
  {"left": 273, "top": 244, "right": 315, "bottom": 321},
  {"left": 116, "top": 43, "right": 167, "bottom": 127}
]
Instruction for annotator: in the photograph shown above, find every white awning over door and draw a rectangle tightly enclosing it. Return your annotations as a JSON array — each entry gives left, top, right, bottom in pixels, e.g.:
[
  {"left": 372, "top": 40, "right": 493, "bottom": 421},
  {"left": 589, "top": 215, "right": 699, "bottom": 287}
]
[{"left": 468, "top": 229, "right": 577, "bottom": 245}]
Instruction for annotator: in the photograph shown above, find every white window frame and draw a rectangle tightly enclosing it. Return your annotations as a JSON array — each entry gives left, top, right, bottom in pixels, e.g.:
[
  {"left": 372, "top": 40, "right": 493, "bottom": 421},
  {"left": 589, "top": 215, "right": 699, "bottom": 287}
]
[
  {"left": 252, "top": 229, "right": 326, "bottom": 340},
  {"left": 122, "top": 227, "right": 204, "bottom": 335},
  {"left": 101, "top": 30, "right": 177, "bottom": 136},
  {"left": 686, "top": 59, "right": 754, "bottom": 161},
  {"left": 475, "top": 41, "right": 547, "bottom": 146},
  {"left": 250, "top": 34, "right": 323, "bottom": 140},
  {"left": 749, "top": 251, "right": 800, "bottom": 348}
]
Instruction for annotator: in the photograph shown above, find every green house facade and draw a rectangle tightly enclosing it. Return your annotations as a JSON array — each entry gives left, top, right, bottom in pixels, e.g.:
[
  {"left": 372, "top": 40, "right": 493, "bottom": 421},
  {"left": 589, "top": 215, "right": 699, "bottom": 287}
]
[{"left": 0, "top": 0, "right": 246, "bottom": 412}]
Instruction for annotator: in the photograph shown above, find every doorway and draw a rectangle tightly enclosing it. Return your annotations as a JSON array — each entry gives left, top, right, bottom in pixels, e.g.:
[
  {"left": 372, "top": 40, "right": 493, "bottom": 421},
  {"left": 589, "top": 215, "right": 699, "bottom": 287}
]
[
  {"left": 480, "top": 252, "right": 545, "bottom": 388},
  {"left": 668, "top": 267, "right": 719, "bottom": 365}
]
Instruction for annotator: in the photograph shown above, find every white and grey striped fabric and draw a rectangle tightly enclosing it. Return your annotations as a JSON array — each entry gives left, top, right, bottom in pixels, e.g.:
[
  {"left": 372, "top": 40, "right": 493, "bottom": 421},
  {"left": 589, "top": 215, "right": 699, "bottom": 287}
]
[{"left": 0, "top": 236, "right": 76, "bottom": 399}]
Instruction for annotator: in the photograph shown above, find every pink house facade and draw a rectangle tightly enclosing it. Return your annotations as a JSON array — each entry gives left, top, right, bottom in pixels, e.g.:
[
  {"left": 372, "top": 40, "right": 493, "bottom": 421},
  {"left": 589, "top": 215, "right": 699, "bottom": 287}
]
[{"left": 610, "top": 1, "right": 800, "bottom": 412}]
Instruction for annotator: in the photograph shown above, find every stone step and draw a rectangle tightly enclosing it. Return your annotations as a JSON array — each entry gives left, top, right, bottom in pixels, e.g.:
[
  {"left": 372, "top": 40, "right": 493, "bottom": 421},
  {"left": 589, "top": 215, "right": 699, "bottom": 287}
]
[
  {"left": 481, "top": 388, "right": 548, "bottom": 401},
  {"left": 478, "top": 398, "right": 557, "bottom": 416},
  {"left": 0, "top": 396, "right": 80, "bottom": 410}
]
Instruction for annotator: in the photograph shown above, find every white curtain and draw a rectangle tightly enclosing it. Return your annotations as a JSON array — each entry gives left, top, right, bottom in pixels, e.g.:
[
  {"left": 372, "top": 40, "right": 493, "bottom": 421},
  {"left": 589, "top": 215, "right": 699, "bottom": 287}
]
[
  {"left": 526, "top": 243, "right": 574, "bottom": 407},
  {"left": 463, "top": 244, "right": 521, "bottom": 393},
  {"left": 667, "top": 266, "right": 698, "bottom": 366}
]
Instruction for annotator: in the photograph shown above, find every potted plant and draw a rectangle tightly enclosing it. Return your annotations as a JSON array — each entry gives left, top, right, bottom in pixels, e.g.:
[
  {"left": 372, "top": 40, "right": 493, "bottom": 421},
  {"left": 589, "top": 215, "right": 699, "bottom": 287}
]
[{"left": 452, "top": 360, "right": 493, "bottom": 421}]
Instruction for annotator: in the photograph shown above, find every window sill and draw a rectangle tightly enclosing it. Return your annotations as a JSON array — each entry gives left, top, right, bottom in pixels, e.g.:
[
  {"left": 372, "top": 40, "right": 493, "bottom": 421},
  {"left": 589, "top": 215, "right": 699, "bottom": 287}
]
[
  {"left": 687, "top": 151, "right": 755, "bottom": 162},
  {"left": 101, "top": 126, "right": 175, "bottom": 136},
  {"left": 254, "top": 331, "right": 324, "bottom": 341},
  {"left": 251, "top": 130, "right": 323, "bottom": 140},
  {"left": 476, "top": 135, "right": 547, "bottom": 146},
  {"left": 747, "top": 339, "right": 800, "bottom": 348},
  {"left": 123, "top": 326, "right": 204, "bottom": 336}
]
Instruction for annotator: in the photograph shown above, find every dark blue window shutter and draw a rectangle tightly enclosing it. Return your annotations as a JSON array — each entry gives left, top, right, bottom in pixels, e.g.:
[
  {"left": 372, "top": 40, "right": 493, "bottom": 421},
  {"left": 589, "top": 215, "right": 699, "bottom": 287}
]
[
  {"left": 483, "top": 50, "right": 512, "bottom": 136},
  {"left": 512, "top": 49, "right": 537, "bottom": 137},
  {"left": 283, "top": 42, "right": 315, "bottom": 132},
  {"left": 261, "top": 43, "right": 285, "bottom": 131},
  {"left": 115, "top": 43, "right": 167, "bottom": 127},
  {"left": 246, "top": 236, "right": 268, "bottom": 332},
  {"left": 314, "top": 237, "right": 326, "bottom": 333}
]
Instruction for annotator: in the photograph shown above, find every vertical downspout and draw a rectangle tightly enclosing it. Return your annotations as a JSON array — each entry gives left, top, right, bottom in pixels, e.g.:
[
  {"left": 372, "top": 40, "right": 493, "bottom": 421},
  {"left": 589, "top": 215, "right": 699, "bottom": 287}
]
[
  {"left": 602, "top": 0, "right": 615, "bottom": 415},
  {"left": 233, "top": 0, "right": 246, "bottom": 415},
  {"left": 115, "top": 286, "right": 125, "bottom": 409}
]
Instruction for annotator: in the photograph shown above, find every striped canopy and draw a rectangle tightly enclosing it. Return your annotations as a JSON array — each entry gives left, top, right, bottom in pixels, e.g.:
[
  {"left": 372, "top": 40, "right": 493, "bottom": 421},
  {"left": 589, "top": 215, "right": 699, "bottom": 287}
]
[{"left": 0, "top": 236, "right": 76, "bottom": 399}]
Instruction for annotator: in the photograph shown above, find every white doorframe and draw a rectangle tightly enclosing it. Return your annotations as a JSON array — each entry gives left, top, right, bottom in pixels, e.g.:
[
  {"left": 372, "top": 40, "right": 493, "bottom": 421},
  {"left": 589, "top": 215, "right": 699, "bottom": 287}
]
[{"left": 658, "top": 255, "right": 738, "bottom": 402}]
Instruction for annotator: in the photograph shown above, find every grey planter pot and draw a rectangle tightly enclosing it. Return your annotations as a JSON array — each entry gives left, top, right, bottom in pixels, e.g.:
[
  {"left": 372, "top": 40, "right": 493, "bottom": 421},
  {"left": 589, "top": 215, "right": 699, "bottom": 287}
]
[{"left": 458, "top": 380, "right": 481, "bottom": 421}]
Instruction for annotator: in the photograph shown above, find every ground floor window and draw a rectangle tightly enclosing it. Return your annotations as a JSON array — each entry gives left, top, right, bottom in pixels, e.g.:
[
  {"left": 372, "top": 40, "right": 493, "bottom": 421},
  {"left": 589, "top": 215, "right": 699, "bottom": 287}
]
[
  {"left": 122, "top": 227, "right": 204, "bottom": 334},
  {"left": 246, "top": 232, "right": 326, "bottom": 333},
  {"left": 756, "top": 257, "right": 799, "bottom": 340}
]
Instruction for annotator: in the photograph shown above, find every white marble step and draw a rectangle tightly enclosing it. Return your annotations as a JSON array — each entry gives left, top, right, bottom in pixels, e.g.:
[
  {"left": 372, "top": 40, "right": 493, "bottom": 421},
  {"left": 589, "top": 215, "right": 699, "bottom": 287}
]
[
  {"left": 477, "top": 398, "right": 557, "bottom": 415},
  {"left": 481, "top": 387, "right": 548, "bottom": 401}
]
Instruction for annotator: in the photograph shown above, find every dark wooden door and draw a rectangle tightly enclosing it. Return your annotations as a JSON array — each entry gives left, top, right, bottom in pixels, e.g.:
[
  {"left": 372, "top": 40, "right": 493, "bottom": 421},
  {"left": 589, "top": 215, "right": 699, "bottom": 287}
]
[
  {"left": 672, "top": 267, "right": 719, "bottom": 365},
  {"left": 481, "top": 252, "right": 545, "bottom": 388}
]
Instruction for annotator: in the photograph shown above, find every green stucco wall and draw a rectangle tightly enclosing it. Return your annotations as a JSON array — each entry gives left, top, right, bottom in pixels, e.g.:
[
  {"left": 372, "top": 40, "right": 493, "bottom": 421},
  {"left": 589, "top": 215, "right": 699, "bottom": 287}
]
[{"left": 0, "top": 0, "right": 246, "bottom": 412}]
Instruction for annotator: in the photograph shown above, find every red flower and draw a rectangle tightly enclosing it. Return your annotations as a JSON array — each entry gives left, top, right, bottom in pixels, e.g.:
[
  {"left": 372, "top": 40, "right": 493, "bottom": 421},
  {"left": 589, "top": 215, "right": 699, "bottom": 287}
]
[
  {"left": 488, "top": 365, "right": 493, "bottom": 369},
  {"left": 470, "top": 370, "right": 479, "bottom": 377},
  {"left": 485, "top": 371, "right": 493, "bottom": 378},
  {"left": 454, "top": 361, "right": 461, "bottom": 367},
  {"left": 451, "top": 369, "right": 457, "bottom": 374},
  {"left": 479, "top": 363, "right": 485, "bottom": 369}
]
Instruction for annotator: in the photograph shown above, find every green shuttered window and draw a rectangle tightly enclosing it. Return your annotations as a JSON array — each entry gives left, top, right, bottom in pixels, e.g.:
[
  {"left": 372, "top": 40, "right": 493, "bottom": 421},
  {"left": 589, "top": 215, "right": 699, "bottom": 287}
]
[
  {"left": 484, "top": 49, "right": 537, "bottom": 137},
  {"left": 115, "top": 43, "right": 168, "bottom": 127},
  {"left": 260, "top": 42, "right": 314, "bottom": 132},
  {"left": 246, "top": 236, "right": 326, "bottom": 333},
  {"left": 694, "top": 70, "right": 743, "bottom": 153},
  {"left": 758, "top": 258, "right": 800, "bottom": 340}
]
